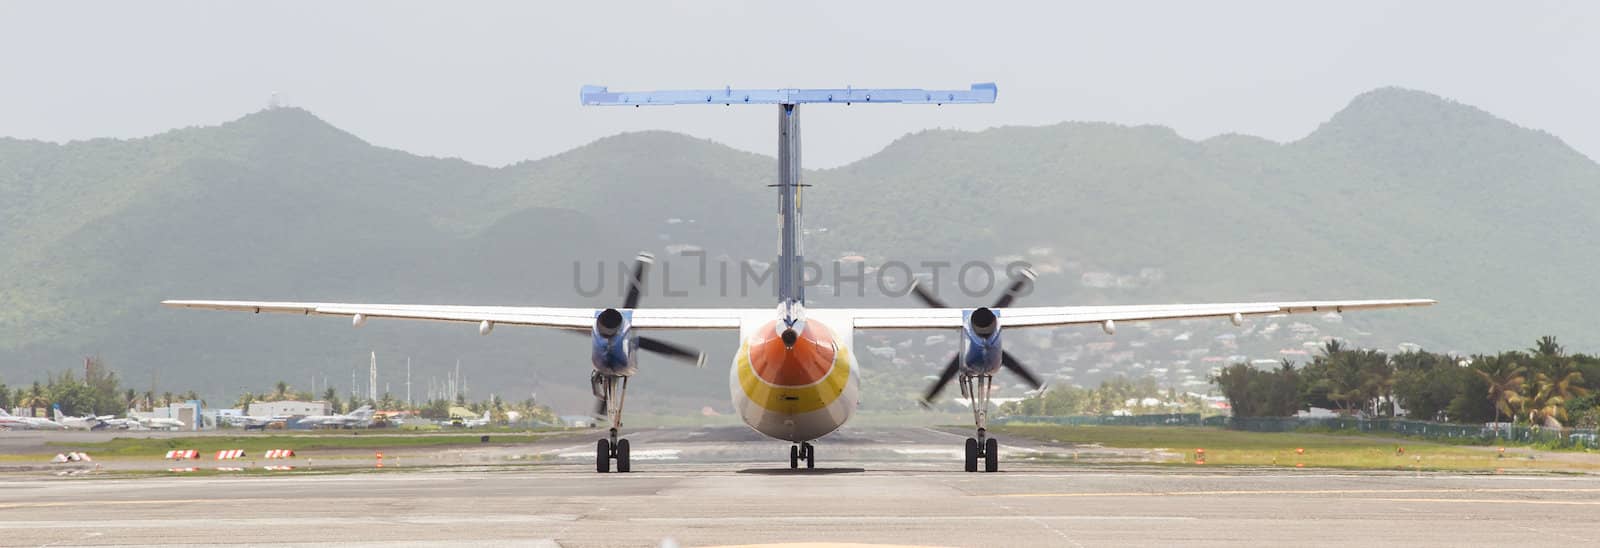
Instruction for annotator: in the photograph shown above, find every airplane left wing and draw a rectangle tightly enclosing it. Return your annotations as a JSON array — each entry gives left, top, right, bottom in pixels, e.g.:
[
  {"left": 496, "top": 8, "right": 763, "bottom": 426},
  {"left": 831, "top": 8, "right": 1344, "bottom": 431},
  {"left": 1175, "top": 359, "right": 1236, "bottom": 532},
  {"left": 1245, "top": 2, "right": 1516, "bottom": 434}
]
[
  {"left": 848, "top": 299, "right": 1435, "bottom": 329},
  {"left": 160, "top": 301, "right": 746, "bottom": 330}
]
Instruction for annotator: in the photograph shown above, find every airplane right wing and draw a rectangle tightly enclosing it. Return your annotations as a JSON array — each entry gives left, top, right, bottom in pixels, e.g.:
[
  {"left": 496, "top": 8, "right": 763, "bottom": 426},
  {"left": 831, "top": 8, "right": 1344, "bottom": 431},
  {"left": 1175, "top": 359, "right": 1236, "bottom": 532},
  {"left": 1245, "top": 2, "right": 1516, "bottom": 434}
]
[{"left": 848, "top": 299, "right": 1436, "bottom": 329}]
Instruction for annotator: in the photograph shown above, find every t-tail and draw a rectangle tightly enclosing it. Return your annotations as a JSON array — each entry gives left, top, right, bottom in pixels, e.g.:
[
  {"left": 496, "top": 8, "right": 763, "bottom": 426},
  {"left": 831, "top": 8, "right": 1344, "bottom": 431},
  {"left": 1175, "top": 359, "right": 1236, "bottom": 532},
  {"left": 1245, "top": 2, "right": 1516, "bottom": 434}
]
[{"left": 579, "top": 83, "right": 999, "bottom": 344}]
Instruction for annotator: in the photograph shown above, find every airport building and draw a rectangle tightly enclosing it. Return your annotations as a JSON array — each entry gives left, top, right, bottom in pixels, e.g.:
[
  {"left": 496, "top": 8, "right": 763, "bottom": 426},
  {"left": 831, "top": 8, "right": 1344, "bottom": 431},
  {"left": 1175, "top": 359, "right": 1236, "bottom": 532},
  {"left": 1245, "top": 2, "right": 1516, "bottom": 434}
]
[
  {"left": 129, "top": 401, "right": 203, "bottom": 430},
  {"left": 248, "top": 400, "right": 331, "bottom": 417}
]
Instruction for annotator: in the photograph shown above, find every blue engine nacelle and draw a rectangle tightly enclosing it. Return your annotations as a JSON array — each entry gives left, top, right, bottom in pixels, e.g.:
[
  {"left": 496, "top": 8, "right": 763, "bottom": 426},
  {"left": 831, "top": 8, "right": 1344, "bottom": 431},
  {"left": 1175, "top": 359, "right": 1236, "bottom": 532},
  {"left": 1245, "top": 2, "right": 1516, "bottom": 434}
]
[
  {"left": 591, "top": 308, "right": 638, "bottom": 375},
  {"left": 961, "top": 307, "right": 1004, "bottom": 375}
]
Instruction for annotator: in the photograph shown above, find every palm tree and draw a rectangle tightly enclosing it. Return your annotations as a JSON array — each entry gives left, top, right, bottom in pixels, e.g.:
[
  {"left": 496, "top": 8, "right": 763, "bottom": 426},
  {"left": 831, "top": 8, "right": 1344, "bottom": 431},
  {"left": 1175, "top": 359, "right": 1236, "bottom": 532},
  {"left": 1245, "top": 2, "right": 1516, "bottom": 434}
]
[
  {"left": 1531, "top": 336, "right": 1564, "bottom": 358},
  {"left": 1522, "top": 368, "right": 1588, "bottom": 427},
  {"left": 20, "top": 382, "right": 49, "bottom": 416},
  {"left": 1473, "top": 355, "right": 1527, "bottom": 426},
  {"left": 235, "top": 391, "right": 256, "bottom": 410},
  {"left": 271, "top": 381, "right": 290, "bottom": 402}
]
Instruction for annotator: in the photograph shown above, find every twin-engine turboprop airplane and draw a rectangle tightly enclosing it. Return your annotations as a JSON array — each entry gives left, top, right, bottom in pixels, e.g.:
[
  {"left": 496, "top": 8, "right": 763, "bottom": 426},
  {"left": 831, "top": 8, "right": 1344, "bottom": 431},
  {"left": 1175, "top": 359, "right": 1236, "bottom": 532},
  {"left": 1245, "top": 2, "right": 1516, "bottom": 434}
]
[{"left": 164, "top": 83, "right": 1434, "bottom": 473}]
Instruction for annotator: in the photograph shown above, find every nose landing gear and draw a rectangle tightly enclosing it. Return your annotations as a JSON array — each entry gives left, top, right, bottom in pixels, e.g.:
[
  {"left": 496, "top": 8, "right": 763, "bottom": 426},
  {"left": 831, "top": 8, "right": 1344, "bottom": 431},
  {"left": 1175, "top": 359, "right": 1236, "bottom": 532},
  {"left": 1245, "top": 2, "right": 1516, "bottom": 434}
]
[{"left": 789, "top": 442, "right": 815, "bottom": 469}]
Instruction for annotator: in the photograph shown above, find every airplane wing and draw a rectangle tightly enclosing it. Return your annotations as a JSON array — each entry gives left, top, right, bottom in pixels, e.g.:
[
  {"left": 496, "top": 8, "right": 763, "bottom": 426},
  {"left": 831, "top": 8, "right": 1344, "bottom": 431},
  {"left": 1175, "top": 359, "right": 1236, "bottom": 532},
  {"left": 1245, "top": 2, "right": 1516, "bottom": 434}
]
[
  {"left": 160, "top": 301, "right": 746, "bottom": 330},
  {"left": 163, "top": 299, "right": 1432, "bottom": 331},
  {"left": 847, "top": 299, "right": 1436, "bottom": 329}
]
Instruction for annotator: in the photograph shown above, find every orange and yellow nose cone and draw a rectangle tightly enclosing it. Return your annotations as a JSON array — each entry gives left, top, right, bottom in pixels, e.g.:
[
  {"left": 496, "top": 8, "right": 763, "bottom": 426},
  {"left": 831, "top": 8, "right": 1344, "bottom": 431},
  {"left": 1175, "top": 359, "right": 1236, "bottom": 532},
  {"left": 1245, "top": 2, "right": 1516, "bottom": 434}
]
[{"left": 748, "top": 320, "right": 835, "bottom": 386}]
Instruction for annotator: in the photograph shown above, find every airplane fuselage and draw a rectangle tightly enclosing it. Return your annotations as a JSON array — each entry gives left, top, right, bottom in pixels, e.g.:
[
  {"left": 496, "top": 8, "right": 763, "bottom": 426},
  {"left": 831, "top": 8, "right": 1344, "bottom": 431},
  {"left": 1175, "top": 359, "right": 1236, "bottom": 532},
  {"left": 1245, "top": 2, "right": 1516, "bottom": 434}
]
[{"left": 728, "top": 313, "right": 860, "bottom": 442}]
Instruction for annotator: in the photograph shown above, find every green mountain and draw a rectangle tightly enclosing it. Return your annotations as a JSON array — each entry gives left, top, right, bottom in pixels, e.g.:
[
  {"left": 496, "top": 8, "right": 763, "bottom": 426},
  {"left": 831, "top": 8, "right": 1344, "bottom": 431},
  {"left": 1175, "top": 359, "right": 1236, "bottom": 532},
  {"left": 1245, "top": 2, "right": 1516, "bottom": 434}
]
[{"left": 1, "top": 87, "right": 1595, "bottom": 412}]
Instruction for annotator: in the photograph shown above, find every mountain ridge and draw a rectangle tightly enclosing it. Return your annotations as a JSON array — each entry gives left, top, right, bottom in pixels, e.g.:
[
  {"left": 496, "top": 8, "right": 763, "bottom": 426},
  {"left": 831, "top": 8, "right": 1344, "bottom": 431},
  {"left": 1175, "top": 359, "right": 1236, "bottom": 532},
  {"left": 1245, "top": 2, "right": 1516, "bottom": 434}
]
[{"left": 1, "top": 86, "right": 1595, "bottom": 411}]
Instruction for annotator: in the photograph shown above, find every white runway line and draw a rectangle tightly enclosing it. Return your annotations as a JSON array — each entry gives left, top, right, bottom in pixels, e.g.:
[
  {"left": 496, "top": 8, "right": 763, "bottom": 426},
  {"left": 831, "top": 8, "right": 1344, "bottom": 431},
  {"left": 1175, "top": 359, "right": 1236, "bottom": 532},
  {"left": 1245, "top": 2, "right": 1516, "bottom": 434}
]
[
  {"left": 0, "top": 514, "right": 580, "bottom": 529},
  {"left": 630, "top": 515, "right": 1199, "bottom": 524}
]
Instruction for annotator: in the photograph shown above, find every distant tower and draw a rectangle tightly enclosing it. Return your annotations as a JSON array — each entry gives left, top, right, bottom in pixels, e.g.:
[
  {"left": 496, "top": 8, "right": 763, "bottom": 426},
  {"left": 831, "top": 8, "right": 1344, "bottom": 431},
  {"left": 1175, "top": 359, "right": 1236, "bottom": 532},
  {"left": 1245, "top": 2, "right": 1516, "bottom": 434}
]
[
  {"left": 405, "top": 358, "right": 412, "bottom": 407},
  {"left": 368, "top": 352, "right": 378, "bottom": 402},
  {"left": 267, "top": 91, "right": 281, "bottom": 110}
]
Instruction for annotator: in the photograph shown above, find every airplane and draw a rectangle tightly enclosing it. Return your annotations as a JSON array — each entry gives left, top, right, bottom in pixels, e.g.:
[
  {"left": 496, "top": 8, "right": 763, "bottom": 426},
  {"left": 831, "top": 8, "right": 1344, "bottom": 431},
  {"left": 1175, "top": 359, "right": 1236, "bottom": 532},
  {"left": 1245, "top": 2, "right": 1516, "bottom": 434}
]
[
  {"left": 295, "top": 405, "right": 374, "bottom": 429},
  {"left": 454, "top": 410, "right": 492, "bottom": 428},
  {"left": 223, "top": 414, "right": 290, "bottom": 430},
  {"left": 0, "top": 408, "right": 68, "bottom": 430},
  {"left": 163, "top": 83, "right": 1435, "bottom": 473},
  {"left": 134, "top": 415, "right": 185, "bottom": 430},
  {"left": 52, "top": 405, "right": 119, "bottom": 430}
]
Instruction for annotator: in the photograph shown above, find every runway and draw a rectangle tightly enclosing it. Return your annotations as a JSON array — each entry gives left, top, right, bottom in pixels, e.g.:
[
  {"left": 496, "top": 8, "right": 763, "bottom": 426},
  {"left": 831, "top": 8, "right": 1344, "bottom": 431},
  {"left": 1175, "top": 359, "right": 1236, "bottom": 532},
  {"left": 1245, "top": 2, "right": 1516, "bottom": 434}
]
[{"left": 3, "top": 426, "right": 1598, "bottom": 546}]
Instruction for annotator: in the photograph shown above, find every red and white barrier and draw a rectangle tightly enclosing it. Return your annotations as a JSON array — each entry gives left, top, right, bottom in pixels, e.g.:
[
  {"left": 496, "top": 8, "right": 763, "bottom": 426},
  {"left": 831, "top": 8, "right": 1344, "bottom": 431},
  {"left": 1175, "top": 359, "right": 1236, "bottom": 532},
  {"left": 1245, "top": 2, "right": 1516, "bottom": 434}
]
[
  {"left": 263, "top": 465, "right": 295, "bottom": 471},
  {"left": 167, "top": 467, "right": 198, "bottom": 473},
  {"left": 263, "top": 449, "right": 296, "bottom": 459},
  {"left": 215, "top": 449, "right": 246, "bottom": 460},
  {"left": 216, "top": 467, "right": 245, "bottom": 472},
  {"left": 165, "top": 449, "right": 199, "bottom": 460}
]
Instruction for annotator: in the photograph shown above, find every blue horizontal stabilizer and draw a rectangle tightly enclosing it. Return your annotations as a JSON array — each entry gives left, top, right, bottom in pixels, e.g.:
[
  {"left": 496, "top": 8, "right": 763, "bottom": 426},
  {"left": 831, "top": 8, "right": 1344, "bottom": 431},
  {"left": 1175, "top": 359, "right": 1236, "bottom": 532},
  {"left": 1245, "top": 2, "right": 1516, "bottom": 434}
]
[{"left": 580, "top": 83, "right": 997, "bottom": 106}]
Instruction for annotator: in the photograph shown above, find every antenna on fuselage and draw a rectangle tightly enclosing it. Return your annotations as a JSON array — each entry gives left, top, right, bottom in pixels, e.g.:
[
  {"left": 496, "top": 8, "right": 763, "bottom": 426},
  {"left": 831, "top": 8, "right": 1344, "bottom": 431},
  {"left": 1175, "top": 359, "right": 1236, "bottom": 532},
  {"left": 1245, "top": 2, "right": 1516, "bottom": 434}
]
[{"left": 579, "top": 82, "right": 998, "bottom": 326}]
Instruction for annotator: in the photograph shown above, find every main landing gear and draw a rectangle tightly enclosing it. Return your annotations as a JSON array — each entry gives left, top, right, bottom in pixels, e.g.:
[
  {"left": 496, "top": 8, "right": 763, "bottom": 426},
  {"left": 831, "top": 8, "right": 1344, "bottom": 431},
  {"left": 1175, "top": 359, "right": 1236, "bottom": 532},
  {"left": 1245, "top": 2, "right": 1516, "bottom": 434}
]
[
  {"left": 593, "top": 372, "right": 631, "bottom": 473},
  {"left": 789, "top": 442, "right": 815, "bottom": 469},
  {"left": 962, "top": 374, "right": 1000, "bottom": 473}
]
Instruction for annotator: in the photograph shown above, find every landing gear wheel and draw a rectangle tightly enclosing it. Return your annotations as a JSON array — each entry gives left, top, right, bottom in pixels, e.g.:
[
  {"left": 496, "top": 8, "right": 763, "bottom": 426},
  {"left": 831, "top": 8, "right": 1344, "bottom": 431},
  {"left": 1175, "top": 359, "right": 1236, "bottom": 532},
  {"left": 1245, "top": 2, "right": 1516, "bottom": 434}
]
[
  {"left": 615, "top": 439, "right": 631, "bottom": 473},
  {"left": 984, "top": 437, "right": 999, "bottom": 473},
  {"left": 803, "top": 443, "right": 815, "bottom": 469},
  {"left": 790, "top": 445, "right": 800, "bottom": 469},
  {"left": 596, "top": 439, "right": 611, "bottom": 473},
  {"left": 964, "top": 438, "right": 979, "bottom": 473}
]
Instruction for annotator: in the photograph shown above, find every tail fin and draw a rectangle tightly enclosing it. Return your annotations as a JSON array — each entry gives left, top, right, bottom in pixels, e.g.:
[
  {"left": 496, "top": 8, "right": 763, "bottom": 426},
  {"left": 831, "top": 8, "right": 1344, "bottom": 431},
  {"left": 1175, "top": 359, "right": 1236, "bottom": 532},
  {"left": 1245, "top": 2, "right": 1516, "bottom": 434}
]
[
  {"left": 53, "top": 405, "right": 63, "bottom": 421},
  {"left": 482, "top": 410, "right": 491, "bottom": 421}
]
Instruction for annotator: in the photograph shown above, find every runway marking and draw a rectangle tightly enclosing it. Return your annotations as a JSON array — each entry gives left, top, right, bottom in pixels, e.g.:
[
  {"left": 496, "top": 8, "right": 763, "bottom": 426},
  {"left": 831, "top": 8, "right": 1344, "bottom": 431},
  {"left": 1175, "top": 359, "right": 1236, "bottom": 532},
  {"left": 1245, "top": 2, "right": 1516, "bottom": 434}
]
[
  {"left": 1375, "top": 497, "right": 1600, "bottom": 506},
  {"left": 0, "top": 514, "right": 581, "bottom": 529},
  {"left": 993, "top": 487, "right": 1600, "bottom": 498},
  {"left": 632, "top": 516, "right": 1195, "bottom": 524}
]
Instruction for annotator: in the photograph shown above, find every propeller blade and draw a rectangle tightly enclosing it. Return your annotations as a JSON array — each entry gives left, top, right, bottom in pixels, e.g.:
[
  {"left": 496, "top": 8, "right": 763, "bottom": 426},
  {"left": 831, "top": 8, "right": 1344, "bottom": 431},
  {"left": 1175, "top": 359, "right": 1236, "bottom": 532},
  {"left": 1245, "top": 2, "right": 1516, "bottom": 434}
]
[
  {"left": 990, "top": 268, "right": 1036, "bottom": 309},
  {"left": 908, "top": 278, "right": 950, "bottom": 309},
  {"left": 1001, "top": 351, "right": 1045, "bottom": 390},
  {"left": 638, "top": 336, "right": 707, "bottom": 368},
  {"left": 622, "top": 252, "right": 653, "bottom": 309},
  {"left": 919, "top": 355, "right": 962, "bottom": 408}
]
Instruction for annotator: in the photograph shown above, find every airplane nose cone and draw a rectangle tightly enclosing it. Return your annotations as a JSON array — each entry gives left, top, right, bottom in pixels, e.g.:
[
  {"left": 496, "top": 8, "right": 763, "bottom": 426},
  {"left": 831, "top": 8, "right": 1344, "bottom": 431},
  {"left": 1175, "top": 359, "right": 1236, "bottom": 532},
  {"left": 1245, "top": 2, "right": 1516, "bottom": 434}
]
[{"left": 749, "top": 320, "right": 835, "bottom": 387}]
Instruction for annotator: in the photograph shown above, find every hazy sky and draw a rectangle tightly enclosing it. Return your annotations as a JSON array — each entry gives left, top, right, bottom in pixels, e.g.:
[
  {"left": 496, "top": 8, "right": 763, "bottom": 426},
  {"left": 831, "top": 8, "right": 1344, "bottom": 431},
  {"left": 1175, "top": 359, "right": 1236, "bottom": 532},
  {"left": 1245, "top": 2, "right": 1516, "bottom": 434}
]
[{"left": 1, "top": 1, "right": 1595, "bottom": 168}]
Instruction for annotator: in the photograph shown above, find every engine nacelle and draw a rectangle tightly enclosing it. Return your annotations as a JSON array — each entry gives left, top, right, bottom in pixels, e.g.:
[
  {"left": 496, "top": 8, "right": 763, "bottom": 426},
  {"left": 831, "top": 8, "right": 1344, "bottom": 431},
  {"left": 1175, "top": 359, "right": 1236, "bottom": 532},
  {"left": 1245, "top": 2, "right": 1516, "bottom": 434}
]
[
  {"left": 961, "top": 307, "right": 1004, "bottom": 375},
  {"left": 1230, "top": 312, "right": 1244, "bottom": 327},
  {"left": 591, "top": 308, "right": 634, "bottom": 374},
  {"left": 479, "top": 320, "right": 494, "bottom": 336},
  {"left": 1101, "top": 319, "right": 1116, "bottom": 335},
  {"left": 352, "top": 314, "right": 367, "bottom": 328}
]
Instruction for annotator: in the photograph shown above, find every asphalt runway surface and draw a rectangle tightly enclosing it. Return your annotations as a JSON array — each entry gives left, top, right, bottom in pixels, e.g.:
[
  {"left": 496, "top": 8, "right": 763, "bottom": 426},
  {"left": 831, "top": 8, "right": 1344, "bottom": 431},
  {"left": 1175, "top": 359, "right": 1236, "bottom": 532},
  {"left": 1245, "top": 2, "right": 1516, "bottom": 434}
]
[{"left": 4, "top": 425, "right": 1599, "bottom": 547}]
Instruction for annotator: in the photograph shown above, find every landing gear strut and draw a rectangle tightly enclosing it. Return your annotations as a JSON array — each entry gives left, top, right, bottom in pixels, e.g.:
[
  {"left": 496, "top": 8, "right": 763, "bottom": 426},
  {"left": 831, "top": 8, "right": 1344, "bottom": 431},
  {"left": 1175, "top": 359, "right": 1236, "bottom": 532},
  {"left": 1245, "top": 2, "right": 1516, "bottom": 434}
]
[
  {"left": 962, "top": 374, "right": 1000, "bottom": 473},
  {"left": 789, "top": 442, "right": 815, "bottom": 469},
  {"left": 593, "top": 373, "right": 631, "bottom": 473}
]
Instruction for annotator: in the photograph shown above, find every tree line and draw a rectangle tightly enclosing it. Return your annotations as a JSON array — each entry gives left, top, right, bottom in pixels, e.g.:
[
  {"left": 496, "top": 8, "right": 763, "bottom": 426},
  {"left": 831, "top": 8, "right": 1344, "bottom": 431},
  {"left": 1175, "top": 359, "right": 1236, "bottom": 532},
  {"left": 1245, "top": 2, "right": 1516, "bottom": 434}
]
[
  {"left": 2, "top": 357, "right": 559, "bottom": 425},
  {"left": 1215, "top": 336, "right": 1598, "bottom": 427}
]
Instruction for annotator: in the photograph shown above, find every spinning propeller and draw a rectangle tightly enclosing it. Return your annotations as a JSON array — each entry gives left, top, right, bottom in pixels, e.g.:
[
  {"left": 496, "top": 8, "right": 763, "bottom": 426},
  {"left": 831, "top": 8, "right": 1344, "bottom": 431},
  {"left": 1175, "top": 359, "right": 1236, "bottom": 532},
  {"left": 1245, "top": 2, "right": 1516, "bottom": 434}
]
[{"left": 910, "top": 269, "right": 1046, "bottom": 408}]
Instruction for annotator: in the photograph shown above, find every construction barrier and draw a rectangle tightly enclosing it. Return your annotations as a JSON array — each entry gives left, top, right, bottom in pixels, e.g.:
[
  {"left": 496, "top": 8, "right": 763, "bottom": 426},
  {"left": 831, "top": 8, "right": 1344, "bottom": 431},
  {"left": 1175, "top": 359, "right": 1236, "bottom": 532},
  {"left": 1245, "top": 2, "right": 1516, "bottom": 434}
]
[
  {"left": 50, "top": 452, "right": 92, "bottom": 463},
  {"left": 263, "top": 449, "right": 296, "bottom": 459},
  {"left": 165, "top": 449, "right": 199, "bottom": 460},
  {"left": 216, "top": 467, "right": 245, "bottom": 472},
  {"left": 263, "top": 465, "right": 295, "bottom": 471},
  {"left": 375, "top": 451, "right": 384, "bottom": 468},
  {"left": 215, "top": 449, "right": 246, "bottom": 460},
  {"left": 167, "top": 467, "right": 198, "bottom": 473}
]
